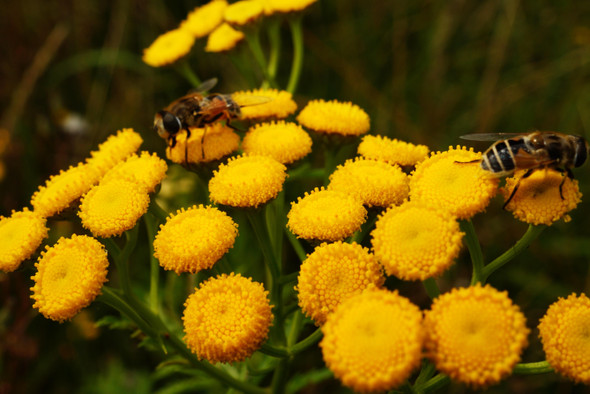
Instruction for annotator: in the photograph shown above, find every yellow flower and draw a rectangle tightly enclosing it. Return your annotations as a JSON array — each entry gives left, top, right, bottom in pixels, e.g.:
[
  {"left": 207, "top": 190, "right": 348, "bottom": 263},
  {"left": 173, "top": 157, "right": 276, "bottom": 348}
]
[
  {"left": 166, "top": 124, "right": 240, "bottom": 164},
  {"left": 0, "top": 209, "right": 48, "bottom": 272},
  {"left": 538, "top": 293, "right": 590, "bottom": 384},
  {"left": 296, "top": 242, "right": 384, "bottom": 326},
  {"left": 78, "top": 179, "right": 150, "bottom": 238},
  {"left": 205, "top": 23, "right": 245, "bottom": 52},
  {"left": 180, "top": 0, "right": 227, "bottom": 39},
  {"left": 224, "top": 0, "right": 264, "bottom": 26},
  {"left": 31, "top": 162, "right": 100, "bottom": 218},
  {"left": 183, "top": 273, "right": 273, "bottom": 363},
  {"left": 328, "top": 158, "right": 409, "bottom": 207},
  {"left": 30, "top": 234, "right": 109, "bottom": 322},
  {"left": 358, "top": 135, "right": 429, "bottom": 167},
  {"left": 423, "top": 284, "right": 529, "bottom": 388},
  {"left": 142, "top": 28, "right": 195, "bottom": 67},
  {"left": 232, "top": 89, "right": 297, "bottom": 121},
  {"left": 101, "top": 151, "right": 167, "bottom": 193},
  {"left": 502, "top": 169, "right": 582, "bottom": 225},
  {"left": 297, "top": 99, "right": 370, "bottom": 136},
  {"left": 287, "top": 187, "right": 367, "bottom": 241},
  {"left": 209, "top": 154, "right": 287, "bottom": 208},
  {"left": 371, "top": 202, "right": 463, "bottom": 280},
  {"left": 263, "top": 0, "right": 317, "bottom": 14},
  {"left": 153, "top": 205, "right": 238, "bottom": 274},
  {"left": 241, "top": 121, "right": 312, "bottom": 164},
  {"left": 85, "top": 128, "right": 143, "bottom": 177},
  {"left": 320, "top": 289, "right": 423, "bottom": 392},
  {"left": 410, "top": 146, "right": 499, "bottom": 219}
]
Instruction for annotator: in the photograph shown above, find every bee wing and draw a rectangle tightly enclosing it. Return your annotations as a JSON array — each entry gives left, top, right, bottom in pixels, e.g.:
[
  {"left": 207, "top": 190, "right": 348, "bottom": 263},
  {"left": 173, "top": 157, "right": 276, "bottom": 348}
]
[
  {"left": 187, "top": 78, "right": 218, "bottom": 94},
  {"left": 231, "top": 94, "right": 273, "bottom": 108},
  {"left": 460, "top": 133, "right": 525, "bottom": 141}
]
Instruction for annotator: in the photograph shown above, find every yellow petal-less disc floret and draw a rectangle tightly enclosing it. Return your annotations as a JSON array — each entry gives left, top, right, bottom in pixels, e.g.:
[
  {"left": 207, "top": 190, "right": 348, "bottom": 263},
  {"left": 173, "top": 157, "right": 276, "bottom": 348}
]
[
  {"left": 320, "top": 289, "right": 424, "bottom": 392},
  {"left": 209, "top": 154, "right": 287, "bottom": 208},
  {"left": 242, "top": 121, "right": 312, "bottom": 164},
  {"left": 78, "top": 179, "right": 150, "bottom": 238},
  {"left": 263, "top": 0, "right": 317, "bottom": 14},
  {"left": 0, "top": 209, "right": 48, "bottom": 272},
  {"left": 423, "top": 284, "right": 530, "bottom": 388},
  {"left": 328, "top": 158, "right": 409, "bottom": 207},
  {"left": 287, "top": 187, "right": 367, "bottom": 241},
  {"left": 101, "top": 151, "right": 168, "bottom": 193},
  {"left": 371, "top": 202, "right": 463, "bottom": 280},
  {"left": 180, "top": 0, "right": 227, "bottom": 39},
  {"left": 538, "top": 293, "right": 590, "bottom": 384},
  {"left": 410, "top": 146, "right": 499, "bottom": 219},
  {"left": 85, "top": 128, "right": 143, "bottom": 177},
  {"left": 224, "top": 0, "right": 264, "bottom": 26},
  {"left": 30, "top": 234, "right": 109, "bottom": 322},
  {"left": 502, "top": 169, "right": 582, "bottom": 226},
  {"left": 297, "top": 99, "right": 370, "bottom": 136},
  {"left": 296, "top": 241, "right": 384, "bottom": 326},
  {"left": 142, "top": 28, "right": 195, "bottom": 68},
  {"left": 166, "top": 124, "right": 240, "bottom": 164},
  {"left": 205, "top": 23, "right": 245, "bottom": 52},
  {"left": 232, "top": 89, "right": 297, "bottom": 121},
  {"left": 358, "top": 135, "right": 429, "bottom": 167},
  {"left": 153, "top": 205, "right": 238, "bottom": 274},
  {"left": 183, "top": 273, "right": 273, "bottom": 363}
]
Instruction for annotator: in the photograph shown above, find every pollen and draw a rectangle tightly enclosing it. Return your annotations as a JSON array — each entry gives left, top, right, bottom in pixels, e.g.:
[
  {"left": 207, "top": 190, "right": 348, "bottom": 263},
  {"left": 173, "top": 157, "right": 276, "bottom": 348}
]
[
  {"left": 224, "top": 0, "right": 264, "bottom": 26},
  {"left": 0, "top": 208, "right": 48, "bottom": 272},
  {"left": 101, "top": 151, "right": 168, "bottom": 193},
  {"left": 232, "top": 89, "right": 297, "bottom": 121},
  {"left": 205, "top": 23, "right": 245, "bottom": 53},
  {"left": 358, "top": 134, "right": 429, "bottom": 167},
  {"left": 180, "top": 0, "right": 227, "bottom": 39},
  {"left": 166, "top": 124, "right": 240, "bottom": 164},
  {"left": 142, "top": 28, "right": 196, "bottom": 68},
  {"left": 241, "top": 121, "right": 312, "bottom": 164},
  {"left": 153, "top": 205, "right": 238, "bottom": 274},
  {"left": 85, "top": 128, "right": 143, "bottom": 177},
  {"left": 296, "top": 99, "right": 370, "bottom": 136}
]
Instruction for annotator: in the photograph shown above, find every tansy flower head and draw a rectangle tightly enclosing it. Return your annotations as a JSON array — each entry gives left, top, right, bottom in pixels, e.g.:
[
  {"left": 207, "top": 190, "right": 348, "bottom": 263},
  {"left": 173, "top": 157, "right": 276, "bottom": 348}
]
[
  {"left": 0, "top": 209, "right": 48, "bottom": 272},
  {"left": 167, "top": 124, "right": 240, "bottom": 164},
  {"left": 287, "top": 187, "right": 367, "bottom": 241},
  {"left": 263, "top": 0, "right": 317, "bottom": 14},
  {"left": 328, "top": 158, "right": 409, "bottom": 207},
  {"left": 101, "top": 151, "right": 167, "bottom": 193},
  {"left": 142, "top": 28, "right": 195, "bottom": 67},
  {"left": 423, "top": 284, "right": 529, "bottom": 388},
  {"left": 180, "top": 0, "right": 227, "bottom": 39},
  {"left": 538, "top": 293, "right": 590, "bottom": 384},
  {"left": 224, "top": 0, "right": 264, "bottom": 26},
  {"left": 31, "top": 162, "right": 100, "bottom": 218},
  {"left": 85, "top": 128, "right": 143, "bottom": 177},
  {"left": 183, "top": 273, "right": 273, "bottom": 363},
  {"left": 78, "top": 179, "right": 150, "bottom": 238},
  {"left": 232, "top": 89, "right": 297, "bottom": 121},
  {"left": 241, "top": 121, "right": 312, "bottom": 164},
  {"left": 30, "top": 234, "right": 109, "bottom": 322},
  {"left": 371, "top": 202, "right": 463, "bottom": 280},
  {"left": 205, "top": 23, "right": 245, "bottom": 52},
  {"left": 320, "top": 289, "right": 423, "bottom": 393},
  {"left": 502, "top": 169, "right": 582, "bottom": 225},
  {"left": 410, "top": 146, "right": 499, "bottom": 219},
  {"left": 296, "top": 242, "right": 384, "bottom": 326},
  {"left": 153, "top": 205, "right": 238, "bottom": 274},
  {"left": 297, "top": 99, "right": 370, "bottom": 136},
  {"left": 209, "top": 154, "right": 287, "bottom": 208},
  {"left": 358, "top": 135, "right": 429, "bottom": 167}
]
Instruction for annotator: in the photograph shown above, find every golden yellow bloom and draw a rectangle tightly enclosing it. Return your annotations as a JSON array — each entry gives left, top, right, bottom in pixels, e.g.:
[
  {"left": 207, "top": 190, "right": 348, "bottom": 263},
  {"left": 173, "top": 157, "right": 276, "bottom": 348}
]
[
  {"left": 410, "top": 146, "right": 499, "bottom": 219},
  {"left": 142, "top": 28, "right": 195, "bottom": 67},
  {"left": 320, "top": 289, "right": 423, "bottom": 392},
  {"left": 296, "top": 242, "right": 384, "bottom": 326},
  {"left": 241, "top": 121, "right": 312, "bottom": 164},
  {"left": 85, "top": 128, "right": 143, "bottom": 177},
  {"left": 30, "top": 234, "right": 109, "bottom": 322},
  {"left": 297, "top": 99, "right": 370, "bottom": 136},
  {"left": 31, "top": 162, "right": 100, "bottom": 218},
  {"left": 166, "top": 124, "right": 240, "bottom": 164},
  {"left": 209, "top": 154, "right": 287, "bottom": 208},
  {"left": 358, "top": 135, "right": 429, "bottom": 167},
  {"left": 183, "top": 273, "right": 273, "bottom": 363},
  {"left": 423, "top": 284, "right": 529, "bottom": 388},
  {"left": 153, "top": 205, "right": 238, "bottom": 274},
  {"left": 263, "top": 0, "right": 317, "bottom": 14},
  {"left": 180, "top": 0, "right": 228, "bottom": 39},
  {"left": 205, "top": 23, "right": 245, "bottom": 52},
  {"left": 371, "top": 202, "right": 463, "bottom": 280},
  {"left": 328, "top": 158, "right": 409, "bottom": 207},
  {"left": 101, "top": 151, "right": 167, "bottom": 193},
  {"left": 0, "top": 209, "right": 48, "bottom": 272},
  {"left": 232, "top": 89, "right": 297, "bottom": 121},
  {"left": 78, "top": 179, "right": 150, "bottom": 238},
  {"left": 538, "top": 293, "right": 590, "bottom": 384},
  {"left": 502, "top": 169, "right": 582, "bottom": 225},
  {"left": 287, "top": 187, "right": 367, "bottom": 241},
  {"left": 224, "top": 1, "right": 263, "bottom": 26}
]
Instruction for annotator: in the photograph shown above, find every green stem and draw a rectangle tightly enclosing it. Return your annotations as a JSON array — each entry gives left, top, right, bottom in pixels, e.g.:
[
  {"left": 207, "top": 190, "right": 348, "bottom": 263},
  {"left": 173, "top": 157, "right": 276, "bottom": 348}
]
[
  {"left": 286, "top": 16, "right": 303, "bottom": 94},
  {"left": 287, "top": 310, "right": 303, "bottom": 347},
  {"left": 144, "top": 213, "right": 160, "bottom": 313},
  {"left": 244, "top": 28, "right": 276, "bottom": 88},
  {"left": 176, "top": 60, "right": 202, "bottom": 88},
  {"left": 259, "top": 342, "right": 290, "bottom": 358},
  {"left": 422, "top": 277, "right": 440, "bottom": 299},
  {"left": 290, "top": 327, "right": 322, "bottom": 355},
  {"left": 460, "top": 220, "right": 485, "bottom": 285},
  {"left": 271, "top": 359, "right": 289, "bottom": 394},
  {"left": 513, "top": 361, "right": 553, "bottom": 374},
  {"left": 285, "top": 228, "right": 307, "bottom": 263},
  {"left": 419, "top": 373, "right": 450, "bottom": 393},
  {"left": 98, "top": 286, "right": 158, "bottom": 338},
  {"left": 149, "top": 199, "right": 169, "bottom": 223},
  {"left": 267, "top": 18, "right": 281, "bottom": 82}
]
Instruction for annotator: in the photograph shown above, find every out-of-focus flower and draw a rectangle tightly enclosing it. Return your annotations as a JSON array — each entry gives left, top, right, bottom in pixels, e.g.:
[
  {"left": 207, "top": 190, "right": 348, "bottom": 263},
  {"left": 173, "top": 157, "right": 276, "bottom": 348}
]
[
  {"left": 241, "top": 121, "right": 312, "bottom": 164},
  {"left": 263, "top": 0, "right": 317, "bottom": 14},
  {"left": 224, "top": 1, "right": 264, "bottom": 26},
  {"left": 142, "top": 28, "right": 195, "bottom": 67},
  {"left": 0, "top": 209, "right": 48, "bottom": 272},
  {"left": 358, "top": 135, "right": 429, "bottom": 167},
  {"left": 181, "top": 0, "right": 228, "bottom": 39},
  {"left": 232, "top": 89, "right": 297, "bottom": 121},
  {"left": 297, "top": 99, "right": 370, "bottom": 136},
  {"left": 205, "top": 23, "right": 245, "bottom": 52}
]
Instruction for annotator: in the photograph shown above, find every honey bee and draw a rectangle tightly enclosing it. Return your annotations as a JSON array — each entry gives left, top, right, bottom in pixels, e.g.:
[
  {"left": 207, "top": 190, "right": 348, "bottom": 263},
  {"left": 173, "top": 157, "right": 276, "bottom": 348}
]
[{"left": 460, "top": 131, "right": 588, "bottom": 207}]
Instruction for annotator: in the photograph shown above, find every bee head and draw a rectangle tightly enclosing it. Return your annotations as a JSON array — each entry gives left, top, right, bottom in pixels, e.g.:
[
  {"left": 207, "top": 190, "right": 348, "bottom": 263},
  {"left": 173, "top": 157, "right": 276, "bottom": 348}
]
[{"left": 153, "top": 110, "right": 182, "bottom": 140}]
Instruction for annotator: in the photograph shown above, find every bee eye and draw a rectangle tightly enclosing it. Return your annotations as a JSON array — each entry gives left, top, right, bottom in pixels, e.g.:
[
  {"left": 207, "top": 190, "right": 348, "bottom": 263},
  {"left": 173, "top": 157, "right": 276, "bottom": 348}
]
[{"left": 162, "top": 112, "right": 181, "bottom": 134}]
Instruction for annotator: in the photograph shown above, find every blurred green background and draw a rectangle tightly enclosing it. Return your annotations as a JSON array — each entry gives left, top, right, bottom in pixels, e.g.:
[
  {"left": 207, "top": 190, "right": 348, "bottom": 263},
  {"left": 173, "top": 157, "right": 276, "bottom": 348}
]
[{"left": 2, "top": 0, "right": 590, "bottom": 393}]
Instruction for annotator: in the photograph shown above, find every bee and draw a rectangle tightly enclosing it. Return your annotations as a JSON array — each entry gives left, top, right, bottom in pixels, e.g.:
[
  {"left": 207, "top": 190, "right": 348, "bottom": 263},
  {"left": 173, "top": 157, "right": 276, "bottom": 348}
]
[{"left": 460, "top": 131, "right": 588, "bottom": 207}]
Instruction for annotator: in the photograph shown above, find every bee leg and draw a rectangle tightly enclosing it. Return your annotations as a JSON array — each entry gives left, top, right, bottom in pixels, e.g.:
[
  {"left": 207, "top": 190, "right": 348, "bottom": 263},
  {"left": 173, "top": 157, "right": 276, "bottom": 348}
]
[
  {"left": 503, "top": 168, "right": 534, "bottom": 209},
  {"left": 200, "top": 129, "right": 207, "bottom": 160},
  {"left": 184, "top": 128, "right": 191, "bottom": 164},
  {"left": 557, "top": 168, "right": 574, "bottom": 200}
]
